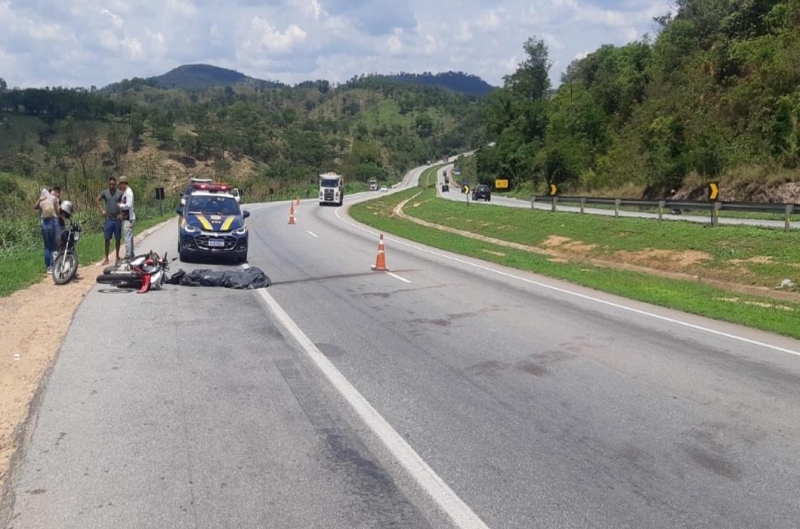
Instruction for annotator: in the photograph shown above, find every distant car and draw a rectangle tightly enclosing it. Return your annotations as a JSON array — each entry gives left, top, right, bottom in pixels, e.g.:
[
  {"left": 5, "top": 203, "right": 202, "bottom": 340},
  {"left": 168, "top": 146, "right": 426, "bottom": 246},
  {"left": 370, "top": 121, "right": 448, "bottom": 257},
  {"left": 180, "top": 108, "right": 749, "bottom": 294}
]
[
  {"left": 380, "top": 185, "right": 388, "bottom": 192},
  {"left": 441, "top": 183, "right": 449, "bottom": 192},
  {"left": 472, "top": 184, "right": 491, "bottom": 201}
]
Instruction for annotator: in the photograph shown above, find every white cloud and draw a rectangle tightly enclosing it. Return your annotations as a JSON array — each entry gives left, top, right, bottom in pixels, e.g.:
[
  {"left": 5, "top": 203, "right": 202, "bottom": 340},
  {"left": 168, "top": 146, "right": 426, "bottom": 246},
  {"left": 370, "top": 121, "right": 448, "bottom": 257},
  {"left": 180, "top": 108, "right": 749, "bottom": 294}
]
[
  {"left": 0, "top": 0, "right": 671, "bottom": 88},
  {"left": 238, "top": 17, "right": 307, "bottom": 56}
]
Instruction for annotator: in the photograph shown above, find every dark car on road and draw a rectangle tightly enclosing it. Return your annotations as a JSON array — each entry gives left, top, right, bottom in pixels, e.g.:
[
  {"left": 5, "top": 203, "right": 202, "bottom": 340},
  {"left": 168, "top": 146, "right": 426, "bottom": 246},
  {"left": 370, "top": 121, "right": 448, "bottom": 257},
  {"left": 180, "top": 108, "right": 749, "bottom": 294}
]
[
  {"left": 472, "top": 184, "right": 491, "bottom": 201},
  {"left": 176, "top": 183, "right": 250, "bottom": 263}
]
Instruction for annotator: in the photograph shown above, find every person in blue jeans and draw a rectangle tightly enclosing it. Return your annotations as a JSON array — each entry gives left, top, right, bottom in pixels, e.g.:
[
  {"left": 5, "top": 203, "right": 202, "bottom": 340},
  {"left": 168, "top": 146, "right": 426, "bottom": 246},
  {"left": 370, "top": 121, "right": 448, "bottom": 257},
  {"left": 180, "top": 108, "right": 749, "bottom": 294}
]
[
  {"left": 34, "top": 189, "right": 60, "bottom": 272},
  {"left": 96, "top": 177, "right": 123, "bottom": 264}
]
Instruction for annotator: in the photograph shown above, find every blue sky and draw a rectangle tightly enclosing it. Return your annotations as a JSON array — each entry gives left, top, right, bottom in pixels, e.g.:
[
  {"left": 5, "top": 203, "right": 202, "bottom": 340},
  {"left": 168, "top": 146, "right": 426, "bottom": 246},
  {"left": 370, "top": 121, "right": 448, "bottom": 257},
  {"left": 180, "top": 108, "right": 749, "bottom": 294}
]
[{"left": 0, "top": 0, "right": 670, "bottom": 89}]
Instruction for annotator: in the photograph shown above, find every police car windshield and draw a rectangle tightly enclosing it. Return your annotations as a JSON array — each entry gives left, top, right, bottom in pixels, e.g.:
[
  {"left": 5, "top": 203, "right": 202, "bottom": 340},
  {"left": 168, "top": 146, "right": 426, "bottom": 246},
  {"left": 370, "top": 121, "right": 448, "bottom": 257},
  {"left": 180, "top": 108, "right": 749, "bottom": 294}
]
[{"left": 187, "top": 195, "right": 239, "bottom": 215}]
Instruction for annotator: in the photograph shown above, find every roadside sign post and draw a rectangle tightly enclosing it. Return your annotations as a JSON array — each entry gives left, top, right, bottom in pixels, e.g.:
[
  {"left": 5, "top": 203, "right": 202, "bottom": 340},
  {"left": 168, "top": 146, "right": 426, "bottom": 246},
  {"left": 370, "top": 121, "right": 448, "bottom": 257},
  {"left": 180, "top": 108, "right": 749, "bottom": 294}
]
[
  {"left": 785, "top": 204, "right": 793, "bottom": 232},
  {"left": 549, "top": 183, "right": 558, "bottom": 212},
  {"left": 708, "top": 182, "right": 720, "bottom": 227},
  {"left": 155, "top": 187, "right": 165, "bottom": 215}
]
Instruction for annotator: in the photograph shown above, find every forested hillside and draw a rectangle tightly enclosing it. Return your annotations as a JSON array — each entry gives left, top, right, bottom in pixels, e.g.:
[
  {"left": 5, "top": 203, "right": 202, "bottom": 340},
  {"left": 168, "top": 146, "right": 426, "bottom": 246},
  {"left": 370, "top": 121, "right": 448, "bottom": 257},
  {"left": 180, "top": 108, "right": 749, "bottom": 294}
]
[
  {"left": 0, "top": 75, "right": 483, "bottom": 213},
  {"left": 473, "top": 0, "right": 800, "bottom": 202}
]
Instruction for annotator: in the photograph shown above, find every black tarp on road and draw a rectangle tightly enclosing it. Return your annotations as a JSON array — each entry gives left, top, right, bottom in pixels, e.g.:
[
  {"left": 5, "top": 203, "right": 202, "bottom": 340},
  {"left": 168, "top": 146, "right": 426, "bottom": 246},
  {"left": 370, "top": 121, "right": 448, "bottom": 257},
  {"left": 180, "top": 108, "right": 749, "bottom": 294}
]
[{"left": 167, "top": 267, "right": 272, "bottom": 289}]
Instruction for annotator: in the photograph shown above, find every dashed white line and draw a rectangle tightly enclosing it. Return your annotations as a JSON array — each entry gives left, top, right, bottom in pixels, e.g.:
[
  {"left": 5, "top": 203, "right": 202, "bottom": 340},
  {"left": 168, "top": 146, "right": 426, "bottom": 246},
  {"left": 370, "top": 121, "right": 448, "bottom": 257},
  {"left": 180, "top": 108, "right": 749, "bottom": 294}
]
[
  {"left": 387, "top": 272, "right": 411, "bottom": 283},
  {"left": 256, "top": 288, "right": 490, "bottom": 529},
  {"left": 333, "top": 206, "right": 800, "bottom": 359},
  {"left": 307, "top": 231, "right": 318, "bottom": 238}
]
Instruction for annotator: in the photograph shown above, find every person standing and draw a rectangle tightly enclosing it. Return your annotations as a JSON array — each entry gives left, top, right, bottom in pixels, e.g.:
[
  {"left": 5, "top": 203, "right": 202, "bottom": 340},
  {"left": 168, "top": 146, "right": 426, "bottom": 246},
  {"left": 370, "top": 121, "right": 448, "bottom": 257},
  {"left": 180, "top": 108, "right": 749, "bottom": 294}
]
[
  {"left": 33, "top": 188, "right": 60, "bottom": 273},
  {"left": 96, "top": 177, "right": 123, "bottom": 264},
  {"left": 118, "top": 176, "right": 136, "bottom": 260}
]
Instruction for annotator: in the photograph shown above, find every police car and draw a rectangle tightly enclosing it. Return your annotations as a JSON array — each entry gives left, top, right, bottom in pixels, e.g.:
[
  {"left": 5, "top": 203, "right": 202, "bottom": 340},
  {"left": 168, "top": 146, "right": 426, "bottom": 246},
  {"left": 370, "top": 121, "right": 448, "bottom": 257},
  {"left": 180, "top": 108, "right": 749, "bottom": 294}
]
[{"left": 175, "top": 182, "right": 250, "bottom": 263}]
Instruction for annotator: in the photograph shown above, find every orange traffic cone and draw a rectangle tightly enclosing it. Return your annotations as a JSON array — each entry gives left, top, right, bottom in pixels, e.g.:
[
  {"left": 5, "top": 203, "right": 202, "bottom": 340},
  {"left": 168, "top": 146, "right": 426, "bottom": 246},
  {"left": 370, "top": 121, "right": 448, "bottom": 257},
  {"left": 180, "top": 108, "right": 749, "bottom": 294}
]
[
  {"left": 288, "top": 203, "right": 296, "bottom": 224},
  {"left": 296, "top": 196, "right": 300, "bottom": 206},
  {"left": 372, "top": 233, "right": 387, "bottom": 271}
]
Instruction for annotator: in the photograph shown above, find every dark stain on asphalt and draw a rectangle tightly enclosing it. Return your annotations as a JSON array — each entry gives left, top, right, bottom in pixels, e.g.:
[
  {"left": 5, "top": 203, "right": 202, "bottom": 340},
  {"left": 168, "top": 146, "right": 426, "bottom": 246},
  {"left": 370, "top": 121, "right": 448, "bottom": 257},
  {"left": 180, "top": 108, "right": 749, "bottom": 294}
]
[
  {"left": 516, "top": 361, "right": 548, "bottom": 377},
  {"left": 409, "top": 312, "right": 476, "bottom": 327},
  {"left": 682, "top": 444, "right": 742, "bottom": 480},
  {"left": 28, "top": 489, "right": 46, "bottom": 495},
  {"left": 467, "top": 360, "right": 509, "bottom": 375},
  {"left": 317, "top": 343, "right": 346, "bottom": 358},
  {"left": 275, "top": 359, "right": 432, "bottom": 527}
]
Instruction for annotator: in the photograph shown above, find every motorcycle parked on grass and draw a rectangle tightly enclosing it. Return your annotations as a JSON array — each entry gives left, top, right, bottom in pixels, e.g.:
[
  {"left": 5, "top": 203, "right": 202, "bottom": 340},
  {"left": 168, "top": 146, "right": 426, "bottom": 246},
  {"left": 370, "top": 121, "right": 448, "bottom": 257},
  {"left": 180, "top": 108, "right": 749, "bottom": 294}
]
[
  {"left": 95, "top": 250, "right": 176, "bottom": 293},
  {"left": 52, "top": 201, "right": 82, "bottom": 285}
]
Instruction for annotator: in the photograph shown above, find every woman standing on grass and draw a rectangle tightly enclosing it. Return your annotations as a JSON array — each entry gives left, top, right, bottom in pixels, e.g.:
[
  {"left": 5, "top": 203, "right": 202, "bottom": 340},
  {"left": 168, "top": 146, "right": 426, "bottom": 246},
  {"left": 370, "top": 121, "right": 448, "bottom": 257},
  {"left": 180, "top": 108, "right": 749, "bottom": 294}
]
[{"left": 34, "top": 188, "right": 60, "bottom": 273}]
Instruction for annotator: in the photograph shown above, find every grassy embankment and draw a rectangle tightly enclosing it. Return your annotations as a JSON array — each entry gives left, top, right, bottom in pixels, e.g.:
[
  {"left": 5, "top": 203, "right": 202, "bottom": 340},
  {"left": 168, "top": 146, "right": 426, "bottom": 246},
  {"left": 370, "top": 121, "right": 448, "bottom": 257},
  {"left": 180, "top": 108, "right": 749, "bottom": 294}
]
[{"left": 350, "top": 178, "right": 800, "bottom": 340}]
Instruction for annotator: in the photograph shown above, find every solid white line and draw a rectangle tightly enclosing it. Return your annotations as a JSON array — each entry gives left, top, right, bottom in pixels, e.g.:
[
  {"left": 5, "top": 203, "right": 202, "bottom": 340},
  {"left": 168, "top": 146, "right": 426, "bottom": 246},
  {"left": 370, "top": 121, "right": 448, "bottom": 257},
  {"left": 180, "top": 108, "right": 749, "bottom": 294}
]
[
  {"left": 333, "top": 207, "right": 800, "bottom": 359},
  {"left": 307, "top": 231, "right": 318, "bottom": 238},
  {"left": 387, "top": 272, "right": 411, "bottom": 283},
  {"left": 256, "top": 288, "right": 490, "bottom": 529}
]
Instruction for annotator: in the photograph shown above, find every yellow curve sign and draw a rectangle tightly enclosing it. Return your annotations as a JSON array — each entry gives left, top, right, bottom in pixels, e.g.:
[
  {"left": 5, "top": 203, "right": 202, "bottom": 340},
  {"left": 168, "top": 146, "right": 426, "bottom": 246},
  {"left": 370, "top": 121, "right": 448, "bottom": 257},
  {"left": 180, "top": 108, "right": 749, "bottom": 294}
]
[
  {"left": 708, "top": 182, "right": 719, "bottom": 201},
  {"left": 549, "top": 183, "right": 558, "bottom": 196}
]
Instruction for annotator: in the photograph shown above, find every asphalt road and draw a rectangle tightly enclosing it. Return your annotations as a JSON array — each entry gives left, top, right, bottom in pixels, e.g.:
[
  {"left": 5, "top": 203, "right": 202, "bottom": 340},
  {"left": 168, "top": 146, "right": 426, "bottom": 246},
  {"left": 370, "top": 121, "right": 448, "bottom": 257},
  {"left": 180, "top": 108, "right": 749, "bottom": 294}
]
[
  {"left": 5, "top": 164, "right": 800, "bottom": 528},
  {"left": 435, "top": 164, "right": 799, "bottom": 230}
]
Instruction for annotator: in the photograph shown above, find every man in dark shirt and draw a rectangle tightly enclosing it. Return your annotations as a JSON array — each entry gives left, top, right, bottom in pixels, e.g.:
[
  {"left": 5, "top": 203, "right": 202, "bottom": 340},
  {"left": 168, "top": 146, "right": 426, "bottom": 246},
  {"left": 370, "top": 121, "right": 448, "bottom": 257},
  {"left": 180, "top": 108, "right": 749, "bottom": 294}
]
[{"left": 96, "top": 176, "right": 123, "bottom": 264}]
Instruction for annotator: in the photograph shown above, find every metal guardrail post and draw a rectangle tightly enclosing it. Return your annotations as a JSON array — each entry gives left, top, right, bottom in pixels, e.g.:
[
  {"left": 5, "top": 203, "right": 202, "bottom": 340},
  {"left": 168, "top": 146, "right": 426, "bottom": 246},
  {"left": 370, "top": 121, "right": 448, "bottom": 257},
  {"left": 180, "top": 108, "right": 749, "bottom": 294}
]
[
  {"left": 614, "top": 198, "right": 620, "bottom": 218},
  {"left": 658, "top": 200, "right": 665, "bottom": 220},
  {"left": 786, "top": 204, "right": 793, "bottom": 232},
  {"left": 710, "top": 202, "right": 721, "bottom": 227},
  {"left": 580, "top": 197, "right": 585, "bottom": 214},
  {"left": 551, "top": 196, "right": 558, "bottom": 212},
  {"left": 531, "top": 195, "right": 536, "bottom": 210}
]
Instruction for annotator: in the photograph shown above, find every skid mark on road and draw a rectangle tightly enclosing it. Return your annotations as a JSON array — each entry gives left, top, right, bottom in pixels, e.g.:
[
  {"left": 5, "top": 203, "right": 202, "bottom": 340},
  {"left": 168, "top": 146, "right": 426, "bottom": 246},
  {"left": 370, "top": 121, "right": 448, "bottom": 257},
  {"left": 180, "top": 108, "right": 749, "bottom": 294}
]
[
  {"left": 258, "top": 289, "right": 491, "bottom": 529},
  {"left": 275, "top": 359, "right": 433, "bottom": 527}
]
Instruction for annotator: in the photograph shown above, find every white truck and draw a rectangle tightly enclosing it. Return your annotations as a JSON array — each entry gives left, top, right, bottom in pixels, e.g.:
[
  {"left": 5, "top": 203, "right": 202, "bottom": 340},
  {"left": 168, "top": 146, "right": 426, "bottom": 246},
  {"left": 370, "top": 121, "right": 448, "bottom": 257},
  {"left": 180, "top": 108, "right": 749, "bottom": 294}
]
[
  {"left": 369, "top": 179, "right": 378, "bottom": 191},
  {"left": 319, "top": 172, "right": 344, "bottom": 206}
]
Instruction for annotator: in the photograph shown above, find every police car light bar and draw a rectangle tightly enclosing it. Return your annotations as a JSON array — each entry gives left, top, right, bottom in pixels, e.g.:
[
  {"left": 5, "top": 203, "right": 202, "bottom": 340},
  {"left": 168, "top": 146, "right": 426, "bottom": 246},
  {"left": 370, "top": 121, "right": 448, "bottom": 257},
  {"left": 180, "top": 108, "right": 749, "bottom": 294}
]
[{"left": 193, "top": 182, "right": 232, "bottom": 192}]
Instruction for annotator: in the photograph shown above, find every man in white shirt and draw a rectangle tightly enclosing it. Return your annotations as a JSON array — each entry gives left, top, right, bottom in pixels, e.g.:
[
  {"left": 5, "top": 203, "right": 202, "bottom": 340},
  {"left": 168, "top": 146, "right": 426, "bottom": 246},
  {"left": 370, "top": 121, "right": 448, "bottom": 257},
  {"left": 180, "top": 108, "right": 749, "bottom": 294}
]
[{"left": 117, "top": 176, "right": 136, "bottom": 260}]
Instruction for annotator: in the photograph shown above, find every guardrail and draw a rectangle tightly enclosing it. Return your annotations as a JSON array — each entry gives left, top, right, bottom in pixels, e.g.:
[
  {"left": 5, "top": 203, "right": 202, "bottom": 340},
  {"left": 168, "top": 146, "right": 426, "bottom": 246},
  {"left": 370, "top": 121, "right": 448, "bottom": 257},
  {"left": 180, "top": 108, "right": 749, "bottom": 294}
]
[{"left": 530, "top": 195, "right": 798, "bottom": 231}]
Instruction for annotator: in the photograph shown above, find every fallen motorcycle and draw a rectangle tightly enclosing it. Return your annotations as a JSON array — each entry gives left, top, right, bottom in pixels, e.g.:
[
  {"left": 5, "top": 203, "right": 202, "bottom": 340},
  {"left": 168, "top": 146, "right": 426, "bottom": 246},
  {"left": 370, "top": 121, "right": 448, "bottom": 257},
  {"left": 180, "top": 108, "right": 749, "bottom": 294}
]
[{"left": 95, "top": 250, "right": 176, "bottom": 293}]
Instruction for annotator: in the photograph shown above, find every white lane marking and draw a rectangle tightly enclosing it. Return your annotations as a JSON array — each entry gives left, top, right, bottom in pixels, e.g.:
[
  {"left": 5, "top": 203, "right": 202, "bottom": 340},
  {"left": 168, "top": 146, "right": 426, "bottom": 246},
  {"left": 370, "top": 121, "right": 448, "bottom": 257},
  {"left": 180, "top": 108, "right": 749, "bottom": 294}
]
[
  {"left": 307, "top": 231, "right": 318, "bottom": 238},
  {"left": 333, "top": 207, "right": 800, "bottom": 359},
  {"left": 387, "top": 272, "right": 411, "bottom": 284},
  {"left": 256, "top": 289, "right": 490, "bottom": 529}
]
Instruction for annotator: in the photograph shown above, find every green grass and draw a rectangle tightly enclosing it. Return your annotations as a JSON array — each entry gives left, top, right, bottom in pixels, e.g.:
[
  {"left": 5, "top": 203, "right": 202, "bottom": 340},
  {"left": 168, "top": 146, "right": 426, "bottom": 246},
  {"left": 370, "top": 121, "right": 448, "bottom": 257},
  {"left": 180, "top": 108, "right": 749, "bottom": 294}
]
[
  {"left": 0, "top": 213, "right": 173, "bottom": 297},
  {"left": 404, "top": 190, "right": 800, "bottom": 289},
  {"left": 349, "top": 188, "right": 800, "bottom": 341},
  {"left": 418, "top": 164, "right": 446, "bottom": 189}
]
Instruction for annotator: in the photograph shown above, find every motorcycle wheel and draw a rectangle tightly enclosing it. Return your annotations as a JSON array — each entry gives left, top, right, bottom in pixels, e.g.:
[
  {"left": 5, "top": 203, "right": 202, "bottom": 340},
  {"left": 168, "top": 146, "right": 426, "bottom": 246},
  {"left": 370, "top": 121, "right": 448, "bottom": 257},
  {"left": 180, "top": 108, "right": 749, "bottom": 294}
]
[
  {"left": 52, "top": 251, "right": 78, "bottom": 285},
  {"left": 96, "top": 272, "right": 139, "bottom": 288}
]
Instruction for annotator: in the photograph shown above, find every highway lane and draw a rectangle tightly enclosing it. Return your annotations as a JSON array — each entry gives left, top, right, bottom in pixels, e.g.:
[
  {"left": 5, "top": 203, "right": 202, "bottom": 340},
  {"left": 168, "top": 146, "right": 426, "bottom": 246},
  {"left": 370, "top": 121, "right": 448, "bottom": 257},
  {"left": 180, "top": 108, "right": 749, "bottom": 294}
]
[
  {"left": 435, "top": 164, "right": 800, "bottom": 230},
  {"left": 5, "top": 168, "right": 800, "bottom": 528}
]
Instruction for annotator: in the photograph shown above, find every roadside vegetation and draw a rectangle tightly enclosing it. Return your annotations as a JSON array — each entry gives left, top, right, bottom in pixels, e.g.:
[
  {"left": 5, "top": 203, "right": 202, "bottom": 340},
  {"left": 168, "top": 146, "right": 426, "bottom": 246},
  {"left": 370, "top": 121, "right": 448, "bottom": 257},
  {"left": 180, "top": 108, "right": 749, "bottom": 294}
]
[
  {"left": 464, "top": 0, "right": 800, "bottom": 204},
  {"left": 349, "top": 188, "right": 800, "bottom": 341}
]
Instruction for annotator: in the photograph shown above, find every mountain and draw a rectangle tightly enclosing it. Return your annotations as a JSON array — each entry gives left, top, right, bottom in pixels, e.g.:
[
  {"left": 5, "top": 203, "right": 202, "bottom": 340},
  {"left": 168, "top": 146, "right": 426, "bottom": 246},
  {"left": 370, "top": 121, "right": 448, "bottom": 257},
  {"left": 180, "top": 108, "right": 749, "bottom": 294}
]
[
  {"left": 101, "top": 64, "right": 287, "bottom": 92},
  {"left": 373, "top": 72, "right": 497, "bottom": 97},
  {"left": 102, "top": 64, "right": 496, "bottom": 97}
]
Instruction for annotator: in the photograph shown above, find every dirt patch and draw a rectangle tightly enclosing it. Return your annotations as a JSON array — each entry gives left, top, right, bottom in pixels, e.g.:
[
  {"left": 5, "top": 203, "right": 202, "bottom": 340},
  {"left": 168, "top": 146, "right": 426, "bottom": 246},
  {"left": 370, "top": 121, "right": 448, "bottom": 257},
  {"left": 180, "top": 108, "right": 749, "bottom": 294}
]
[
  {"left": 0, "top": 221, "right": 169, "bottom": 496},
  {"left": 0, "top": 261, "right": 103, "bottom": 492},
  {"left": 731, "top": 256, "right": 774, "bottom": 265},
  {"left": 613, "top": 249, "right": 713, "bottom": 271},
  {"left": 541, "top": 235, "right": 597, "bottom": 255},
  {"left": 482, "top": 249, "right": 506, "bottom": 257},
  {"left": 715, "top": 297, "right": 796, "bottom": 311}
]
